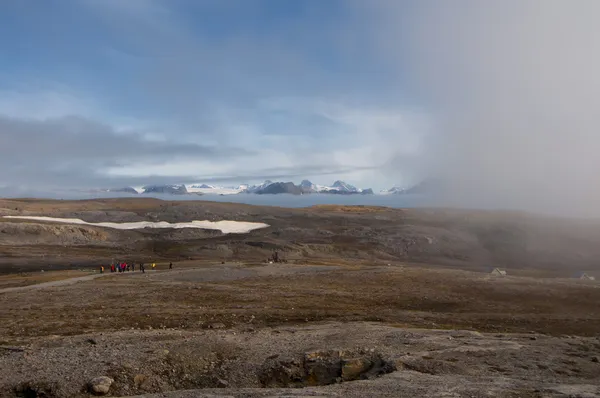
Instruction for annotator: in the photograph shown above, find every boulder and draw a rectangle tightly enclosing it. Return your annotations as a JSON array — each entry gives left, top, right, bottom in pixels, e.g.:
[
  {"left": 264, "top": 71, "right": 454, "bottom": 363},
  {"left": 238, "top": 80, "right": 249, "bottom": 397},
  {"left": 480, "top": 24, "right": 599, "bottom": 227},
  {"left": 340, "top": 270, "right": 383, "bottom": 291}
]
[
  {"left": 342, "top": 357, "right": 373, "bottom": 381},
  {"left": 258, "top": 349, "right": 396, "bottom": 388},
  {"left": 88, "top": 376, "right": 113, "bottom": 395},
  {"left": 304, "top": 350, "right": 342, "bottom": 386}
]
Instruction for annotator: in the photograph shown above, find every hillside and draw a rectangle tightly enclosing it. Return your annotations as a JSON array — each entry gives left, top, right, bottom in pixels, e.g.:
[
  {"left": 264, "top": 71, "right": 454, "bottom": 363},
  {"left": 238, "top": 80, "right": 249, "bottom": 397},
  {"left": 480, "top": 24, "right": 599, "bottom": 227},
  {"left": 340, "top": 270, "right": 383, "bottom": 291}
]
[{"left": 2, "top": 198, "right": 600, "bottom": 275}]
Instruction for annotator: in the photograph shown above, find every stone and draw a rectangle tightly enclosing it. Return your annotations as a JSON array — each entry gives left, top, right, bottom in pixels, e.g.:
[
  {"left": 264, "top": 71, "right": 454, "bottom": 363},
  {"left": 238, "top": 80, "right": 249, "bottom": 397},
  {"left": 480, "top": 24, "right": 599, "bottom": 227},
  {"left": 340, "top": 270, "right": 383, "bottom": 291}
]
[
  {"left": 592, "top": 356, "right": 599, "bottom": 363},
  {"left": 134, "top": 374, "right": 147, "bottom": 388},
  {"left": 209, "top": 322, "right": 226, "bottom": 329},
  {"left": 217, "top": 378, "right": 229, "bottom": 387},
  {"left": 258, "top": 355, "right": 305, "bottom": 388},
  {"left": 88, "top": 376, "right": 113, "bottom": 395},
  {"left": 342, "top": 357, "right": 373, "bottom": 381},
  {"left": 304, "top": 350, "right": 342, "bottom": 386}
]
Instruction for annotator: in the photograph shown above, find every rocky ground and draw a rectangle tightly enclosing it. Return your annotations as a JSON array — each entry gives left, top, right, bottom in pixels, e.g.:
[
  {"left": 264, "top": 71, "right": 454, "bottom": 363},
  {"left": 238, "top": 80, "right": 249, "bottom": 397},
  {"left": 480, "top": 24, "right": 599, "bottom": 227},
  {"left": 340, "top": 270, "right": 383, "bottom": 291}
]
[
  {"left": 0, "top": 262, "right": 599, "bottom": 397},
  {"left": 2, "top": 319, "right": 600, "bottom": 397},
  {"left": 0, "top": 198, "right": 599, "bottom": 397}
]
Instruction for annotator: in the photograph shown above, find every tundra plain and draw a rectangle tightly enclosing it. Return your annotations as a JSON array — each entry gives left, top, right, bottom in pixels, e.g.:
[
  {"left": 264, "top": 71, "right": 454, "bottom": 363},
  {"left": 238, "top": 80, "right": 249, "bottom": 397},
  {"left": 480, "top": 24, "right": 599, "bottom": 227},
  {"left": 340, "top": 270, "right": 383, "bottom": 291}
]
[{"left": 0, "top": 198, "right": 599, "bottom": 397}]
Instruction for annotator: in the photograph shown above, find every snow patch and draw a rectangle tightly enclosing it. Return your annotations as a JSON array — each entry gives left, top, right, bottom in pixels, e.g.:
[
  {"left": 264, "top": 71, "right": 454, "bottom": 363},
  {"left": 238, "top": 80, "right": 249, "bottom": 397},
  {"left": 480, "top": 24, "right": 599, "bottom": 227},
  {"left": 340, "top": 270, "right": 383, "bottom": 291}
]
[{"left": 3, "top": 216, "right": 269, "bottom": 234}]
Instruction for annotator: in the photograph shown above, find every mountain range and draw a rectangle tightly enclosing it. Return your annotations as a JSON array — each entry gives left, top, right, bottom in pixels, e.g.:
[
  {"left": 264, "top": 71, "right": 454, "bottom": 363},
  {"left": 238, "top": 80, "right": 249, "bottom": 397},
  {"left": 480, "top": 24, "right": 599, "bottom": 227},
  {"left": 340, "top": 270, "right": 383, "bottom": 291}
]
[
  {"left": 102, "top": 179, "right": 437, "bottom": 196},
  {"left": 379, "top": 179, "right": 438, "bottom": 195},
  {"left": 103, "top": 180, "right": 377, "bottom": 196}
]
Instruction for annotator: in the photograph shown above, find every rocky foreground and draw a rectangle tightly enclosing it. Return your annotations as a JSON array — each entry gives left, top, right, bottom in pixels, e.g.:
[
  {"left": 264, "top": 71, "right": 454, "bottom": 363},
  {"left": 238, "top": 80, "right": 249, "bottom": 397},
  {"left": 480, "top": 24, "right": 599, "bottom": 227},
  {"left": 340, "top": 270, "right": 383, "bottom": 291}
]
[
  {"left": 0, "top": 261, "right": 598, "bottom": 397},
  {"left": 3, "top": 322, "right": 600, "bottom": 397}
]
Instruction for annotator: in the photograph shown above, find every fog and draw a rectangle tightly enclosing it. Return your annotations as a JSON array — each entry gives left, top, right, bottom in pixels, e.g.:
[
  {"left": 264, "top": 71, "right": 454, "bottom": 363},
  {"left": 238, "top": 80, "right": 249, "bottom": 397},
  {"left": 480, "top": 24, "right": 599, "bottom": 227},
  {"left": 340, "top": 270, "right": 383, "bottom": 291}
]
[{"left": 392, "top": 1, "right": 600, "bottom": 217}]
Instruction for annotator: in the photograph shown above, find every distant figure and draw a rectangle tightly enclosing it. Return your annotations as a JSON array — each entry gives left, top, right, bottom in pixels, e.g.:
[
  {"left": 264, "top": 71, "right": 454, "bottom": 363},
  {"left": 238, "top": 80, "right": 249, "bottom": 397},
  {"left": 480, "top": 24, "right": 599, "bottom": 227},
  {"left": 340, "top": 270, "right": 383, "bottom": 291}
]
[
  {"left": 169, "top": 262, "right": 173, "bottom": 270},
  {"left": 152, "top": 263, "right": 156, "bottom": 270},
  {"left": 132, "top": 263, "right": 135, "bottom": 272},
  {"left": 100, "top": 265, "right": 104, "bottom": 274},
  {"left": 140, "top": 263, "right": 145, "bottom": 273},
  {"left": 121, "top": 263, "right": 126, "bottom": 272}
]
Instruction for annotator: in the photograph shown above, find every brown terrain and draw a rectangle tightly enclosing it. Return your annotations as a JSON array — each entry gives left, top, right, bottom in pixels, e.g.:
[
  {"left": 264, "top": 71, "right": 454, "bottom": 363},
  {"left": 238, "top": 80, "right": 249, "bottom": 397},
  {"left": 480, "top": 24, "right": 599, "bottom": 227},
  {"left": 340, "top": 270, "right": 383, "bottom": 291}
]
[{"left": 0, "top": 198, "right": 599, "bottom": 397}]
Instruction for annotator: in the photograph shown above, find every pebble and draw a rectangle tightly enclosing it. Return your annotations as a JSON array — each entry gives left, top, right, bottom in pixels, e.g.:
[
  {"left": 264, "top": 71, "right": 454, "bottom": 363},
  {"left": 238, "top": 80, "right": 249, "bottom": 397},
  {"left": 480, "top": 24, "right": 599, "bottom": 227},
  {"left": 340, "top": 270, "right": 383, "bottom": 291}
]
[{"left": 88, "top": 376, "right": 113, "bottom": 395}]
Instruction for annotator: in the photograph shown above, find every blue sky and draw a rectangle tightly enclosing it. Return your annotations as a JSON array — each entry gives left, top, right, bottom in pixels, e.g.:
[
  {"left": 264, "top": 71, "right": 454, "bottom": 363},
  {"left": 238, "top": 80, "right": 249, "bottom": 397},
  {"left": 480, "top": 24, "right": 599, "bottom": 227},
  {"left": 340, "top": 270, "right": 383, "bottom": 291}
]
[
  {"left": 3, "top": 0, "right": 598, "bottom": 215},
  {"left": 0, "top": 0, "right": 433, "bottom": 191}
]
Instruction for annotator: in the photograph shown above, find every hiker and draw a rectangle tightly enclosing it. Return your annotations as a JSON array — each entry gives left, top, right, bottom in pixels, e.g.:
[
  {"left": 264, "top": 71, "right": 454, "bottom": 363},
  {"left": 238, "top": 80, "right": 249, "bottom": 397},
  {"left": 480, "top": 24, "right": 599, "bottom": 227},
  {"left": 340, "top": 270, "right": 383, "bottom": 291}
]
[
  {"left": 169, "top": 262, "right": 173, "bottom": 270},
  {"left": 152, "top": 263, "right": 156, "bottom": 270},
  {"left": 140, "top": 263, "right": 145, "bottom": 273},
  {"left": 100, "top": 265, "right": 104, "bottom": 274},
  {"left": 131, "top": 263, "right": 135, "bottom": 272},
  {"left": 121, "top": 263, "right": 126, "bottom": 272}
]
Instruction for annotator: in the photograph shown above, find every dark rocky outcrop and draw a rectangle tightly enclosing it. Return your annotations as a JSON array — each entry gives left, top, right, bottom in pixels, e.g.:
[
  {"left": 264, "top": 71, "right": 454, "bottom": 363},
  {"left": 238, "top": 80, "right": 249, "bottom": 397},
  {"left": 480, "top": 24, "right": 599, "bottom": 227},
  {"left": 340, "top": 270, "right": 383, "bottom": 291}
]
[{"left": 258, "top": 349, "right": 396, "bottom": 387}]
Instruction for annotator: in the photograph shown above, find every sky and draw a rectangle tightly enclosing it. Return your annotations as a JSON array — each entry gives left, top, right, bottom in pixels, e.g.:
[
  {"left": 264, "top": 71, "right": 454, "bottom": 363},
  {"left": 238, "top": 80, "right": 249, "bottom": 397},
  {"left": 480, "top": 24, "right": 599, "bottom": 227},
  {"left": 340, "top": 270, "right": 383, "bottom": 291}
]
[
  {"left": 0, "top": 0, "right": 427, "bottom": 192},
  {"left": 2, "top": 1, "right": 600, "bottom": 215}
]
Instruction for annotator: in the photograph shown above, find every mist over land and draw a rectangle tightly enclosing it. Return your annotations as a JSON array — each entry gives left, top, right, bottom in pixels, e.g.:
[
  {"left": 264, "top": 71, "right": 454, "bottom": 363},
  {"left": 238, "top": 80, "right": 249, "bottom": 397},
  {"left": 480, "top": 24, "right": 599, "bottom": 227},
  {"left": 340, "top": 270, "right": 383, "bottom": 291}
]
[{"left": 386, "top": 1, "right": 600, "bottom": 217}]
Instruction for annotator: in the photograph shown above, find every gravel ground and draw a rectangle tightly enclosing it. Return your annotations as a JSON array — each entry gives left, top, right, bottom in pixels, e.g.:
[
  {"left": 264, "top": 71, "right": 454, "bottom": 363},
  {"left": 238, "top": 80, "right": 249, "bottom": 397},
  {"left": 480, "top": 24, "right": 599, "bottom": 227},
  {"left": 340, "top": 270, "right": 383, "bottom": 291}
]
[{"left": 1, "top": 322, "right": 599, "bottom": 397}]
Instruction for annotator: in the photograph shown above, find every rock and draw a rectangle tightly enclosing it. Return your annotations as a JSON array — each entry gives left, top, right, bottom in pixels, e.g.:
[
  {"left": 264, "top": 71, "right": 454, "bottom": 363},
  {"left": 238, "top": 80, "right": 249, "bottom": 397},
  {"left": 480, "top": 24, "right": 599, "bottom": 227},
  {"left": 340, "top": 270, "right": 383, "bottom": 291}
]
[
  {"left": 217, "top": 378, "right": 229, "bottom": 387},
  {"left": 592, "top": 356, "right": 599, "bottom": 363},
  {"left": 258, "top": 355, "right": 305, "bottom": 388},
  {"left": 134, "top": 374, "right": 147, "bottom": 388},
  {"left": 87, "top": 338, "right": 98, "bottom": 345},
  {"left": 342, "top": 357, "right": 372, "bottom": 381},
  {"left": 259, "top": 349, "right": 396, "bottom": 388},
  {"left": 209, "top": 322, "right": 226, "bottom": 329},
  {"left": 88, "top": 376, "right": 113, "bottom": 395},
  {"left": 304, "top": 350, "right": 346, "bottom": 386}
]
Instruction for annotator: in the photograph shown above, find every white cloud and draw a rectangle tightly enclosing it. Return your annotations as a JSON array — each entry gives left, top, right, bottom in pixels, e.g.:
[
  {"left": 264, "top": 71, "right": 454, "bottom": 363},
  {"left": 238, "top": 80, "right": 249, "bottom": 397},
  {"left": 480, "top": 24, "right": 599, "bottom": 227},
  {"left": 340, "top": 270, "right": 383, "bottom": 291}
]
[
  {"left": 0, "top": 2, "right": 432, "bottom": 192},
  {"left": 360, "top": 0, "right": 600, "bottom": 215}
]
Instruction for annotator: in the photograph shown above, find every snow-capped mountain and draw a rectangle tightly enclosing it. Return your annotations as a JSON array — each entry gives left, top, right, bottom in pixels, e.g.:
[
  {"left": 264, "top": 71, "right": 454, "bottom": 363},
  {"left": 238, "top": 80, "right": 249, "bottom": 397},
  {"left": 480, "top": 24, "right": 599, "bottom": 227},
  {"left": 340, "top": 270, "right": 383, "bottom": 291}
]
[
  {"left": 331, "top": 180, "right": 359, "bottom": 193},
  {"left": 299, "top": 179, "right": 317, "bottom": 192},
  {"left": 142, "top": 184, "right": 189, "bottom": 195},
  {"left": 191, "top": 184, "right": 215, "bottom": 189},
  {"left": 381, "top": 180, "right": 437, "bottom": 195},
  {"left": 244, "top": 180, "right": 373, "bottom": 195},
  {"left": 243, "top": 180, "right": 273, "bottom": 194},
  {"left": 98, "top": 179, "right": 374, "bottom": 196},
  {"left": 380, "top": 186, "right": 406, "bottom": 195},
  {"left": 186, "top": 184, "right": 244, "bottom": 195}
]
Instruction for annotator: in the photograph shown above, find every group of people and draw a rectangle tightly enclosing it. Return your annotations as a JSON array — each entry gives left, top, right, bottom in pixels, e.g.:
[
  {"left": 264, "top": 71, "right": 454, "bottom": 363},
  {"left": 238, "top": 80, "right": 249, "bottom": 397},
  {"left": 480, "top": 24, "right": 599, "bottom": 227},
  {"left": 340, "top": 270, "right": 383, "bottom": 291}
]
[{"left": 100, "top": 262, "right": 172, "bottom": 274}]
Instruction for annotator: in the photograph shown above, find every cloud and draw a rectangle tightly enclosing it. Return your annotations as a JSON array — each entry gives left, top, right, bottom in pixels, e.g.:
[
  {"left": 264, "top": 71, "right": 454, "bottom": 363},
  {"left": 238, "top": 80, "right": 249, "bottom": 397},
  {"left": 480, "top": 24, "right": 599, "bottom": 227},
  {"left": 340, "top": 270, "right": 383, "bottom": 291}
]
[
  {"left": 0, "top": 110, "right": 256, "bottom": 188},
  {"left": 0, "top": 2, "right": 429, "bottom": 192},
  {"left": 354, "top": 1, "right": 600, "bottom": 215}
]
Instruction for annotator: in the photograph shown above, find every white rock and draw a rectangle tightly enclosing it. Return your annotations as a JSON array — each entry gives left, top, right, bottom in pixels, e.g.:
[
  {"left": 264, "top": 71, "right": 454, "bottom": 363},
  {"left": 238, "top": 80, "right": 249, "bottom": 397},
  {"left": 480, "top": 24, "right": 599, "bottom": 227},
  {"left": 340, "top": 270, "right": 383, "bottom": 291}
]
[{"left": 89, "top": 376, "right": 113, "bottom": 395}]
